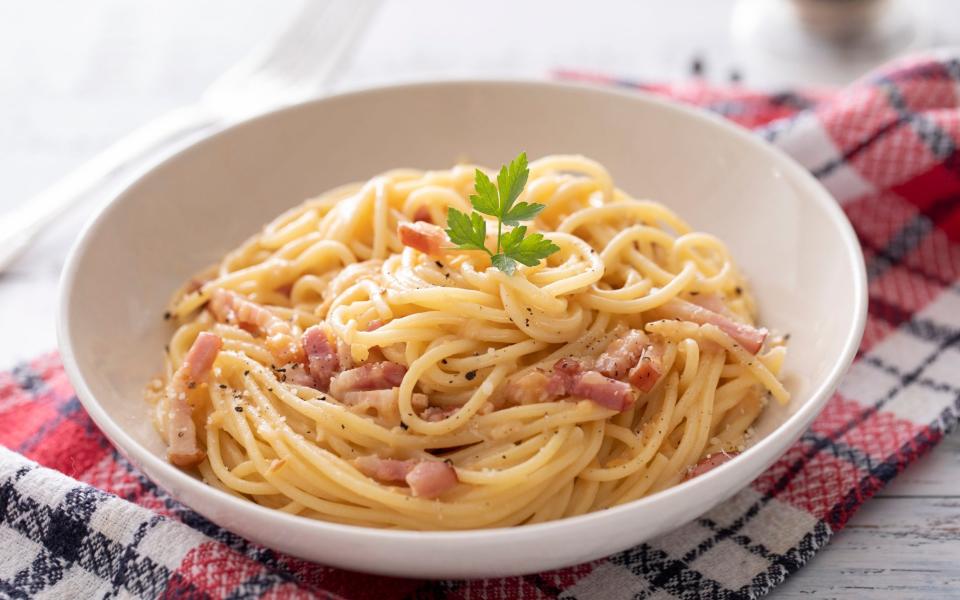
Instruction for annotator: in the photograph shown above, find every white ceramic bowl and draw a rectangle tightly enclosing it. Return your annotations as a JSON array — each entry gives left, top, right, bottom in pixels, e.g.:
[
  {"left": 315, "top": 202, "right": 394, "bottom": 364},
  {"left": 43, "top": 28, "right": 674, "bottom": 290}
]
[{"left": 58, "top": 80, "right": 866, "bottom": 579}]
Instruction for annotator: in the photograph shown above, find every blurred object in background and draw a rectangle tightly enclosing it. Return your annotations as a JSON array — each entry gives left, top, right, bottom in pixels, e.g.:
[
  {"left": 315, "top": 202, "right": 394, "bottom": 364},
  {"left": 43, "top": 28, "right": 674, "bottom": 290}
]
[
  {"left": 732, "top": 0, "right": 930, "bottom": 86},
  {"left": 792, "top": 0, "right": 892, "bottom": 41}
]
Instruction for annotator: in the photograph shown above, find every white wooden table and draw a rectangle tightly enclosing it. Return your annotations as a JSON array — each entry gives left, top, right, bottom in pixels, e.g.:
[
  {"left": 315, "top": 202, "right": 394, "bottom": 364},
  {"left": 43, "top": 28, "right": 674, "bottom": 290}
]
[{"left": 1, "top": 1, "right": 958, "bottom": 597}]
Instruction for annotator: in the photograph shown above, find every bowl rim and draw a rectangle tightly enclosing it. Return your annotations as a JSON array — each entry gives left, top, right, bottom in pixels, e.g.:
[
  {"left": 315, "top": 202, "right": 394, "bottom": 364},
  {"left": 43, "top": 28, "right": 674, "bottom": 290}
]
[{"left": 57, "top": 77, "right": 868, "bottom": 544}]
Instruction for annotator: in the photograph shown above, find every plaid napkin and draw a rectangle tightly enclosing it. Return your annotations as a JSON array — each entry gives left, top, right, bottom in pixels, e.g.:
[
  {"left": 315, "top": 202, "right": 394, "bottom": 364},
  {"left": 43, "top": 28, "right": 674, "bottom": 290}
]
[{"left": 3, "top": 51, "right": 960, "bottom": 599}]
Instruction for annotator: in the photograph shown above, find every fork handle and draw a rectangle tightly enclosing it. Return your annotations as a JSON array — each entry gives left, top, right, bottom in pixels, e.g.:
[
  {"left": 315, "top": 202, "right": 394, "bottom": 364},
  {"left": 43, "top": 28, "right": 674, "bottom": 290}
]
[{"left": 0, "top": 105, "right": 218, "bottom": 272}]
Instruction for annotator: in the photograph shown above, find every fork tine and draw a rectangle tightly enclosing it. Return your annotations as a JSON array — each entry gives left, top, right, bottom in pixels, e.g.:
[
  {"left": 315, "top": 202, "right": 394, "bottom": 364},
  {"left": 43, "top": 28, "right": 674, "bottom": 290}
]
[
  {"left": 202, "top": 0, "right": 383, "bottom": 117},
  {"left": 280, "top": 0, "right": 383, "bottom": 83}
]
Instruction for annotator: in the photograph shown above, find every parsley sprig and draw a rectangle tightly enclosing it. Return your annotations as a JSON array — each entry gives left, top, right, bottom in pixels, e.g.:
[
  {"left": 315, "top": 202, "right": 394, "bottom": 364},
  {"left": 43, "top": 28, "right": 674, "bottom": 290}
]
[{"left": 445, "top": 152, "right": 560, "bottom": 275}]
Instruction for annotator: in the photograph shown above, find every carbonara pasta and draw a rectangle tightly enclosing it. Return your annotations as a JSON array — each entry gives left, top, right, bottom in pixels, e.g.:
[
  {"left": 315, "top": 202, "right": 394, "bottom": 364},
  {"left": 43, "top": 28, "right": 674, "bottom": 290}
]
[{"left": 148, "top": 154, "right": 788, "bottom": 530}]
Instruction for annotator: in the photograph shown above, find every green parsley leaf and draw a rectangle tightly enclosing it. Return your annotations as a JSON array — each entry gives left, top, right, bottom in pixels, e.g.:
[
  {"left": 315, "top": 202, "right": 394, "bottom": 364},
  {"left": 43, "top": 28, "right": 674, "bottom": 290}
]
[
  {"left": 498, "top": 224, "right": 527, "bottom": 252},
  {"left": 497, "top": 152, "right": 529, "bottom": 215},
  {"left": 502, "top": 202, "right": 545, "bottom": 226},
  {"left": 445, "top": 207, "right": 487, "bottom": 251},
  {"left": 444, "top": 152, "right": 558, "bottom": 275},
  {"left": 470, "top": 169, "right": 499, "bottom": 217},
  {"left": 500, "top": 229, "right": 561, "bottom": 267}
]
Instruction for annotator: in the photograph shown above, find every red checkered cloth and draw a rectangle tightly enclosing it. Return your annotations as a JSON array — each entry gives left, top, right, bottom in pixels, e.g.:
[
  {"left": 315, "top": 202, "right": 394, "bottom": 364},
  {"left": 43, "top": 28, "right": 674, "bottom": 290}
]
[{"left": 2, "top": 51, "right": 960, "bottom": 599}]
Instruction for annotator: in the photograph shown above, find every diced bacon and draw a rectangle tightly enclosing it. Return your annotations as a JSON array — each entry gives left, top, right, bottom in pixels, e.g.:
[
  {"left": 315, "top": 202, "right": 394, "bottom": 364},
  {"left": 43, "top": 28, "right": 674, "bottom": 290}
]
[
  {"left": 282, "top": 364, "right": 316, "bottom": 387},
  {"left": 301, "top": 326, "right": 339, "bottom": 391},
  {"left": 412, "top": 393, "right": 429, "bottom": 411},
  {"left": 354, "top": 455, "right": 415, "bottom": 483},
  {"left": 658, "top": 298, "right": 767, "bottom": 354},
  {"left": 553, "top": 357, "right": 583, "bottom": 374},
  {"left": 342, "top": 388, "right": 397, "bottom": 407},
  {"left": 544, "top": 373, "right": 568, "bottom": 398},
  {"left": 687, "top": 293, "right": 732, "bottom": 317},
  {"left": 405, "top": 461, "right": 459, "bottom": 499},
  {"left": 210, "top": 289, "right": 302, "bottom": 363},
  {"left": 329, "top": 361, "right": 407, "bottom": 398},
  {"left": 684, "top": 451, "right": 739, "bottom": 480},
  {"left": 570, "top": 370, "right": 634, "bottom": 411},
  {"left": 505, "top": 358, "right": 634, "bottom": 411},
  {"left": 182, "top": 332, "right": 222, "bottom": 383},
  {"left": 553, "top": 357, "right": 587, "bottom": 373},
  {"left": 168, "top": 431, "right": 205, "bottom": 468},
  {"left": 412, "top": 205, "right": 433, "bottom": 223},
  {"left": 421, "top": 405, "right": 460, "bottom": 422},
  {"left": 398, "top": 221, "right": 448, "bottom": 256},
  {"left": 336, "top": 337, "right": 354, "bottom": 372},
  {"left": 343, "top": 388, "right": 402, "bottom": 427},
  {"left": 342, "top": 388, "right": 427, "bottom": 428},
  {"left": 354, "top": 456, "right": 459, "bottom": 499},
  {"left": 504, "top": 370, "right": 556, "bottom": 405},
  {"left": 595, "top": 329, "right": 649, "bottom": 379},
  {"left": 167, "top": 332, "right": 222, "bottom": 467},
  {"left": 628, "top": 341, "right": 665, "bottom": 393},
  {"left": 551, "top": 357, "right": 585, "bottom": 388}
]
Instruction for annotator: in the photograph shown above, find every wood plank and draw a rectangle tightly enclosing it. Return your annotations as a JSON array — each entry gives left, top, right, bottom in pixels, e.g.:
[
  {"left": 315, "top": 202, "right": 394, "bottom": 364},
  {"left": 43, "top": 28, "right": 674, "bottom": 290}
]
[
  {"left": 878, "top": 431, "right": 960, "bottom": 498},
  {"left": 0, "top": 275, "right": 60, "bottom": 368},
  {"left": 771, "top": 497, "right": 960, "bottom": 598}
]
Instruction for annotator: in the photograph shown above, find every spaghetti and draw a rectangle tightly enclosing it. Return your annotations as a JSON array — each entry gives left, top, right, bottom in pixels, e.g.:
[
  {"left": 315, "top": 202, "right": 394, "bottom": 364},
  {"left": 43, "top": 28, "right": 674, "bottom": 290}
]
[{"left": 148, "top": 155, "right": 788, "bottom": 530}]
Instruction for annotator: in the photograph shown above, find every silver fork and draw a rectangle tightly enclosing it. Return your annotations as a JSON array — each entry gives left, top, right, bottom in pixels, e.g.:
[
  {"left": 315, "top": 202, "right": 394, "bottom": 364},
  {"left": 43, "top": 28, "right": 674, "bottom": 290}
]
[{"left": 0, "top": 0, "right": 382, "bottom": 272}]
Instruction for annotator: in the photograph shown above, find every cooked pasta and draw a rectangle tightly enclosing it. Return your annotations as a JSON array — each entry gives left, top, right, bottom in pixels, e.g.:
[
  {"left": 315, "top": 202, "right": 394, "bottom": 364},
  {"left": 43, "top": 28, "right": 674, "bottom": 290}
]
[{"left": 147, "top": 154, "right": 788, "bottom": 530}]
